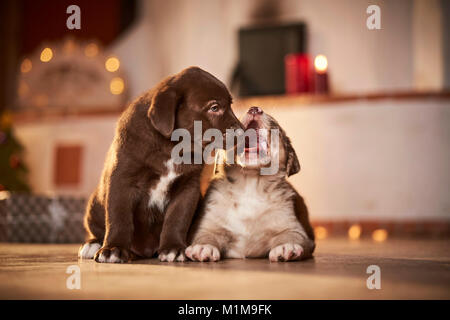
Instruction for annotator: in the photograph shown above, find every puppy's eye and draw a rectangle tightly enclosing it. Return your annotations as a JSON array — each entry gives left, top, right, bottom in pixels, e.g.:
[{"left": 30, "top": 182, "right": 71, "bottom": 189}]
[{"left": 209, "top": 104, "right": 219, "bottom": 112}]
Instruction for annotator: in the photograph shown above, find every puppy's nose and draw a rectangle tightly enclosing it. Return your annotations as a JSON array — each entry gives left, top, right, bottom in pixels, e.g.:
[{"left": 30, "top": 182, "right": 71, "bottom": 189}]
[{"left": 248, "top": 106, "right": 263, "bottom": 115}]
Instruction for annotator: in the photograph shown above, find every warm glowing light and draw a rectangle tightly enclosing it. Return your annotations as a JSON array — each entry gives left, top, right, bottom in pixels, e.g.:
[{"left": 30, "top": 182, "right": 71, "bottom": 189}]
[
  {"left": 63, "top": 39, "right": 76, "bottom": 54},
  {"left": 314, "top": 226, "right": 328, "bottom": 240},
  {"left": 40, "top": 48, "right": 53, "bottom": 62},
  {"left": 372, "top": 229, "right": 388, "bottom": 242},
  {"left": 110, "top": 77, "right": 124, "bottom": 95},
  {"left": 314, "top": 54, "right": 328, "bottom": 73},
  {"left": 348, "top": 224, "right": 362, "bottom": 240},
  {"left": 105, "top": 57, "right": 120, "bottom": 72},
  {"left": 0, "top": 112, "right": 12, "bottom": 129},
  {"left": 20, "top": 59, "right": 32, "bottom": 73},
  {"left": 0, "top": 191, "right": 10, "bottom": 201},
  {"left": 84, "top": 43, "right": 99, "bottom": 57}
]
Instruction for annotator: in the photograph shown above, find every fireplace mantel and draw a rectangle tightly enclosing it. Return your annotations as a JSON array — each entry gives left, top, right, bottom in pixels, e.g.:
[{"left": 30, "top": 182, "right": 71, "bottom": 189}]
[{"left": 11, "top": 90, "right": 450, "bottom": 124}]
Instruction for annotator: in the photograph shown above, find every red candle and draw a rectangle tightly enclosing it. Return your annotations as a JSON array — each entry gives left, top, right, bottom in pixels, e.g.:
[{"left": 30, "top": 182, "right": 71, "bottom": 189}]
[
  {"left": 313, "top": 54, "right": 329, "bottom": 94},
  {"left": 285, "top": 53, "right": 311, "bottom": 94}
]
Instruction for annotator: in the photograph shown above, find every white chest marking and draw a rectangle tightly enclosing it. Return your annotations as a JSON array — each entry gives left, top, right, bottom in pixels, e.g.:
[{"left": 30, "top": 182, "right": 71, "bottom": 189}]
[
  {"left": 201, "top": 175, "right": 301, "bottom": 259},
  {"left": 148, "top": 159, "right": 179, "bottom": 212}
]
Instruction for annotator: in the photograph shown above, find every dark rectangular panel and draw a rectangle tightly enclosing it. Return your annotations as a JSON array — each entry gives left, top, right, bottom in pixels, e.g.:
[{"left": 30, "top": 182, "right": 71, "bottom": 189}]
[{"left": 238, "top": 23, "right": 306, "bottom": 96}]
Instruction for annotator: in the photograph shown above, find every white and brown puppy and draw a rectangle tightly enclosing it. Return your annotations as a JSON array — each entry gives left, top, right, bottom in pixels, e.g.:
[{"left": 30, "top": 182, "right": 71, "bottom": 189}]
[{"left": 186, "top": 107, "right": 315, "bottom": 262}]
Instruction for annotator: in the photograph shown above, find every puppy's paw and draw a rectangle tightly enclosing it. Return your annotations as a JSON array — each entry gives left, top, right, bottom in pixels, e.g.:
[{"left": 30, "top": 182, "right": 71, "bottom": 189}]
[
  {"left": 269, "top": 243, "right": 303, "bottom": 262},
  {"left": 78, "top": 242, "right": 101, "bottom": 259},
  {"left": 185, "top": 244, "right": 220, "bottom": 262},
  {"left": 94, "top": 246, "right": 133, "bottom": 263},
  {"left": 158, "top": 249, "right": 186, "bottom": 262}
]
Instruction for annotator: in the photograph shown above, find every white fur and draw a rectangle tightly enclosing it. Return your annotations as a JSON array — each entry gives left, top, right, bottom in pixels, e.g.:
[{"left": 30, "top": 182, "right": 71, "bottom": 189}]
[
  {"left": 269, "top": 243, "right": 304, "bottom": 262},
  {"left": 96, "top": 251, "right": 122, "bottom": 263},
  {"left": 194, "top": 172, "right": 308, "bottom": 259},
  {"left": 159, "top": 249, "right": 186, "bottom": 262},
  {"left": 148, "top": 159, "right": 179, "bottom": 212},
  {"left": 185, "top": 244, "right": 220, "bottom": 262},
  {"left": 78, "top": 242, "right": 101, "bottom": 259}
]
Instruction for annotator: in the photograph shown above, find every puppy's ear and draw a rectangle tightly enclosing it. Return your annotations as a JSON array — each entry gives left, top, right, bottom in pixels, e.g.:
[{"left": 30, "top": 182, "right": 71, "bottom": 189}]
[
  {"left": 284, "top": 136, "right": 301, "bottom": 177},
  {"left": 148, "top": 85, "right": 178, "bottom": 138}
]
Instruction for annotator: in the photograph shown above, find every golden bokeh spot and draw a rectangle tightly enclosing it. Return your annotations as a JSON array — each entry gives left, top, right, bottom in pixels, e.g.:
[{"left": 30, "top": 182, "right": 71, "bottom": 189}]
[
  {"left": 105, "top": 57, "right": 120, "bottom": 72},
  {"left": 63, "top": 39, "right": 76, "bottom": 54},
  {"left": 372, "top": 229, "right": 388, "bottom": 242},
  {"left": 0, "top": 111, "right": 13, "bottom": 129},
  {"left": 314, "top": 54, "right": 328, "bottom": 73},
  {"left": 110, "top": 77, "right": 124, "bottom": 95},
  {"left": 20, "top": 59, "right": 32, "bottom": 73},
  {"left": 84, "top": 43, "right": 99, "bottom": 58},
  {"left": 314, "top": 226, "right": 328, "bottom": 240},
  {"left": 348, "top": 224, "right": 362, "bottom": 240},
  {"left": 40, "top": 48, "right": 53, "bottom": 62}
]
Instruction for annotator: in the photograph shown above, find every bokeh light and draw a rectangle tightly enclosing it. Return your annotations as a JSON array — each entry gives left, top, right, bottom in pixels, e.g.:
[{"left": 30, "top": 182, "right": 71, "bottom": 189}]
[
  {"left": 314, "top": 226, "right": 328, "bottom": 240},
  {"left": 40, "top": 48, "right": 53, "bottom": 62},
  {"left": 84, "top": 43, "right": 99, "bottom": 58},
  {"left": 20, "top": 59, "right": 32, "bottom": 73},
  {"left": 110, "top": 77, "right": 124, "bottom": 95},
  {"left": 314, "top": 54, "right": 328, "bottom": 73},
  {"left": 63, "top": 39, "right": 76, "bottom": 54},
  {"left": 348, "top": 224, "right": 362, "bottom": 240},
  {"left": 372, "top": 229, "right": 388, "bottom": 242},
  {"left": 105, "top": 57, "right": 120, "bottom": 72}
]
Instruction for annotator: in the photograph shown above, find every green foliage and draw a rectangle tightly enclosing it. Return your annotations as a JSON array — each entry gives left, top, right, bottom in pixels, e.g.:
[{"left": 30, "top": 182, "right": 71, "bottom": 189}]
[{"left": 0, "top": 112, "right": 31, "bottom": 192}]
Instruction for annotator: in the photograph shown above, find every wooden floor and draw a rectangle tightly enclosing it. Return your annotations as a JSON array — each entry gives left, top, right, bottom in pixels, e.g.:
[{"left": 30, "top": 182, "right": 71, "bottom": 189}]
[{"left": 0, "top": 238, "right": 449, "bottom": 299}]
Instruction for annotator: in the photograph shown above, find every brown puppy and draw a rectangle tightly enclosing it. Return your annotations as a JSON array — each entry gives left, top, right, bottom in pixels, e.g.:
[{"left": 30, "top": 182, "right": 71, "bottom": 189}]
[
  {"left": 78, "top": 67, "right": 242, "bottom": 263},
  {"left": 186, "top": 107, "right": 315, "bottom": 262}
]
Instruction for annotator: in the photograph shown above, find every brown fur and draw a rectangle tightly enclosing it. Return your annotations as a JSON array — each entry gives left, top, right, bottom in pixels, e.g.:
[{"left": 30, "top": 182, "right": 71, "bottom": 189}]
[{"left": 81, "top": 67, "right": 242, "bottom": 263}]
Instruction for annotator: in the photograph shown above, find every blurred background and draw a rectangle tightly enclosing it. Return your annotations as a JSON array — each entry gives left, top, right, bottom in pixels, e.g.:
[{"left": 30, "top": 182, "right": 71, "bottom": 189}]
[{"left": 0, "top": 0, "right": 449, "bottom": 243}]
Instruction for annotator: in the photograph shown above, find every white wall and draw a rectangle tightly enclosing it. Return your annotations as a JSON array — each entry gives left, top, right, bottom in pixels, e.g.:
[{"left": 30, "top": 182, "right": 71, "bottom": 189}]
[
  {"left": 412, "top": 0, "right": 444, "bottom": 90},
  {"left": 109, "top": 0, "right": 434, "bottom": 98},
  {"left": 15, "top": 116, "right": 117, "bottom": 197},
  {"left": 15, "top": 97, "right": 450, "bottom": 221}
]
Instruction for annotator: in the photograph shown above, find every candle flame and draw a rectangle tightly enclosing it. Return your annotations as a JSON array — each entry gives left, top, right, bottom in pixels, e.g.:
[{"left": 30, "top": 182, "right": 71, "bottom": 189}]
[{"left": 314, "top": 54, "right": 328, "bottom": 73}]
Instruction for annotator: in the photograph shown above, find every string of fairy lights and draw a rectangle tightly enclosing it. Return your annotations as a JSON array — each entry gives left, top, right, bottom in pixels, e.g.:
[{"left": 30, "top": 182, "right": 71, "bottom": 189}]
[
  {"left": 19, "top": 42, "right": 125, "bottom": 96},
  {"left": 314, "top": 224, "right": 389, "bottom": 242}
]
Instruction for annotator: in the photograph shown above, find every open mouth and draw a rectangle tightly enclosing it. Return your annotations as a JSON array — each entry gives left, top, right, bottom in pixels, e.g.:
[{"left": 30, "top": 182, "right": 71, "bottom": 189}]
[
  {"left": 239, "top": 107, "right": 270, "bottom": 164},
  {"left": 244, "top": 120, "right": 260, "bottom": 155},
  {"left": 243, "top": 119, "right": 269, "bottom": 159}
]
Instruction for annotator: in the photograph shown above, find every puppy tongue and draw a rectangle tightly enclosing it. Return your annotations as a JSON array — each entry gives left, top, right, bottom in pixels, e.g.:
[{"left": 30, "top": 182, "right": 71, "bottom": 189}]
[
  {"left": 245, "top": 135, "right": 259, "bottom": 153},
  {"left": 244, "top": 121, "right": 261, "bottom": 153}
]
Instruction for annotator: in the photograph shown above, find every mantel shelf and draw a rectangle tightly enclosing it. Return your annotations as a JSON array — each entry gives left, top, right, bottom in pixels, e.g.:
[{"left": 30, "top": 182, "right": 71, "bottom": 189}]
[
  {"left": 233, "top": 90, "right": 450, "bottom": 109},
  {"left": 11, "top": 90, "right": 450, "bottom": 124}
]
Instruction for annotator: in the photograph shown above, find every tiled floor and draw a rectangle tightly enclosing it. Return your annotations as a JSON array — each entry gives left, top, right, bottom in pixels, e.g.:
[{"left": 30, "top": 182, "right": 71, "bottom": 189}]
[{"left": 0, "top": 238, "right": 449, "bottom": 299}]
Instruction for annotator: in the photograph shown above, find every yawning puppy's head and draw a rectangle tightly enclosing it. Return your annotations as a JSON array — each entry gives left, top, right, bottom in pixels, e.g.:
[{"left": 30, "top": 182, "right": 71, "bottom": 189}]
[{"left": 238, "top": 107, "right": 300, "bottom": 177}]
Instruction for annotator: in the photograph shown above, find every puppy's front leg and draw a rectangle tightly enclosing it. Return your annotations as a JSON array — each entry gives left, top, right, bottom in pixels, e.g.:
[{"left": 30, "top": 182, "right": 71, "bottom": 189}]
[
  {"left": 95, "top": 181, "right": 136, "bottom": 263},
  {"left": 185, "top": 229, "right": 230, "bottom": 262},
  {"left": 268, "top": 230, "right": 315, "bottom": 262},
  {"left": 158, "top": 175, "right": 201, "bottom": 262},
  {"left": 185, "top": 243, "right": 221, "bottom": 262}
]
